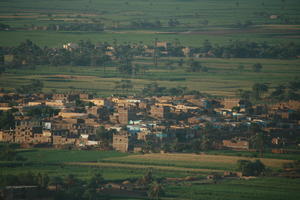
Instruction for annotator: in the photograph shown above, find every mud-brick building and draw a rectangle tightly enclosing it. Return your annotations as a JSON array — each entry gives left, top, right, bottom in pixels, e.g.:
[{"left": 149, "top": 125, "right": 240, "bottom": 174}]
[
  {"left": 52, "top": 93, "right": 79, "bottom": 102},
  {"left": 52, "top": 135, "right": 77, "bottom": 147},
  {"left": 0, "top": 130, "right": 15, "bottom": 142},
  {"left": 222, "top": 138, "right": 249, "bottom": 150},
  {"left": 150, "top": 105, "right": 170, "bottom": 119},
  {"left": 222, "top": 98, "right": 240, "bottom": 110},
  {"left": 14, "top": 120, "right": 43, "bottom": 144},
  {"left": 112, "top": 131, "right": 134, "bottom": 152},
  {"left": 118, "top": 107, "right": 137, "bottom": 125}
]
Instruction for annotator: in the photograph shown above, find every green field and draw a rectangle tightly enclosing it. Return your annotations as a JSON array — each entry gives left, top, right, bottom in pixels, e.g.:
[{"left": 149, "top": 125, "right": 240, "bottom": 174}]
[
  {"left": 1, "top": 57, "right": 299, "bottom": 96},
  {"left": 1, "top": 0, "right": 300, "bottom": 96},
  {"left": 0, "top": 0, "right": 300, "bottom": 47},
  {"left": 165, "top": 178, "right": 300, "bottom": 200},
  {"left": 1, "top": 148, "right": 300, "bottom": 200}
]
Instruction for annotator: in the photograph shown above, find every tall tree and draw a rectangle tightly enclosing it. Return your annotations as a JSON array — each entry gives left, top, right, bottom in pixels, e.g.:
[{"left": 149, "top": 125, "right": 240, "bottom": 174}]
[
  {"left": 250, "top": 132, "right": 266, "bottom": 157},
  {"left": 148, "top": 181, "right": 164, "bottom": 200},
  {"left": 252, "top": 83, "right": 268, "bottom": 100},
  {"left": 186, "top": 59, "right": 202, "bottom": 72},
  {"left": 50, "top": 176, "right": 63, "bottom": 191},
  {"left": 114, "top": 79, "right": 133, "bottom": 93},
  {"left": 0, "top": 110, "right": 15, "bottom": 130},
  {"left": 252, "top": 63, "right": 263, "bottom": 72}
]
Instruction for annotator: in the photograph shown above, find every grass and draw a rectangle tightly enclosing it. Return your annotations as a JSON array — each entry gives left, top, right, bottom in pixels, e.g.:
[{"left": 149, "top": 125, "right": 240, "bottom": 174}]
[{"left": 17, "top": 148, "right": 128, "bottom": 163}]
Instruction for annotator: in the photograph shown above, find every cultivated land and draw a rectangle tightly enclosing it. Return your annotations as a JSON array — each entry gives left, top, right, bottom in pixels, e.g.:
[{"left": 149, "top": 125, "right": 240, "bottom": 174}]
[
  {"left": 0, "top": 0, "right": 300, "bottom": 96},
  {"left": 0, "top": 0, "right": 300, "bottom": 47},
  {"left": 103, "top": 153, "right": 292, "bottom": 170},
  {"left": 1, "top": 57, "right": 300, "bottom": 96},
  {"left": 1, "top": 149, "right": 300, "bottom": 200}
]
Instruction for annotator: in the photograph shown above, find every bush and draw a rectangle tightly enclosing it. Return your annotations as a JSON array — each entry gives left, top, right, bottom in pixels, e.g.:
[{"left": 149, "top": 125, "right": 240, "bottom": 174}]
[
  {"left": 0, "top": 144, "right": 26, "bottom": 161},
  {"left": 237, "top": 159, "right": 265, "bottom": 176}
]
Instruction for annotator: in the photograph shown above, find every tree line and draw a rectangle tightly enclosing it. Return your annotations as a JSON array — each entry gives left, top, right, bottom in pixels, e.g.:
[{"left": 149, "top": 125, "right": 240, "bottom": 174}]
[
  {"left": 0, "top": 39, "right": 298, "bottom": 70},
  {"left": 45, "top": 23, "right": 104, "bottom": 32},
  {"left": 191, "top": 40, "right": 300, "bottom": 59},
  {"left": 237, "top": 80, "right": 300, "bottom": 101},
  {"left": 0, "top": 169, "right": 165, "bottom": 200}
]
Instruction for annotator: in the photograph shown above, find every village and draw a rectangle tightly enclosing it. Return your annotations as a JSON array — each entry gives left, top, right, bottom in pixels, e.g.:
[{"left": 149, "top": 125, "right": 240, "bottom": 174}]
[{"left": 0, "top": 90, "right": 299, "bottom": 153}]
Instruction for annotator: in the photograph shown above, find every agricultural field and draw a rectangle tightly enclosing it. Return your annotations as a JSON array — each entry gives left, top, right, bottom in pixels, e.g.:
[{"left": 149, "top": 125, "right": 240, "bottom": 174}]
[
  {"left": 1, "top": 148, "right": 300, "bottom": 200},
  {"left": 1, "top": 57, "right": 299, "bottom": 96},
  {"left": 0, "top": 0, "right": 299, "bottom": 47},
  {"left": 103, "top": 153, "right": 292, "bottom": 170},
  {"left": 0, "top": 0, "right": 299, "bottom": 96}
]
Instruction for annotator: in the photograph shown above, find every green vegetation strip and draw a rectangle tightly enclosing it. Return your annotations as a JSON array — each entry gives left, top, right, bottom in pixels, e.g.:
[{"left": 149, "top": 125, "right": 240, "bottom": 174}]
[{"left": 65, "top": 161, "right": 226, "bottom": 173}]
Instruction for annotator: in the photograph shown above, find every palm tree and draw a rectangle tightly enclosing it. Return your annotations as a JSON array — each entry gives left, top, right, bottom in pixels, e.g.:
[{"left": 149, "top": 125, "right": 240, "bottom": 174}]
[
  {"left": 88, "top": 173, "right": 104, "bottom": 189},
  {"left": 138, "top": 170, "right": 153, "bottom": 186},
  {"left": 148, "top": 181, "right": 164, "bottom": 200},
  {"left": 252, "top": 63, "right": 263, "bottom": 72},
  {"left": 252, "top": 83, "right": 268, "bottom": 100},
  {"left": 164, "top": 60, "right": 175, "bottom": 71},
  {"left": 177, "top": 59, "right": 184, "bottom": 68},
  {"left": 250, "top": 132, "right": 265, "bottom": 157},
  {"left": 37, "top": 173, "right": 50, "bottom": 188},
  {"left": 114, "top": 79, "right": 133, "bottom": 94},
  {"left": 50, "top": 176, "right": 63, "bottom": 191},
  {"left": 186, "top": 59, "right": 202, "bottom": 72},
  {"left": 64, "top": 174, "right": 76, "bottom": 189}
]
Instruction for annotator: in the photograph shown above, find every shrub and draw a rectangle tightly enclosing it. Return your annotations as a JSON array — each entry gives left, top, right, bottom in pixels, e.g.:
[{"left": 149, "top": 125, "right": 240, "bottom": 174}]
[{"left": 237, "top": 159, "right": 265, "bottom": 176}]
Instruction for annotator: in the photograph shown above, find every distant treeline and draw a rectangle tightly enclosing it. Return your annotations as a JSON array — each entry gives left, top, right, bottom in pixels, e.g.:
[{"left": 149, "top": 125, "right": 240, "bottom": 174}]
[
  {"left": 190, "top": 40, "right": 300, "bottom": 59},
  {"left": 46, "top": 23, "right": 104, "bottom": 32},
  {"left": 0, "top": 40, "right": 111, "bottom": 67},
  {"left": 130, "top": 20, "right": 162, "bottom": 29},
  {"left": 0, "top": 40, "right": 299, "bottom": 70},
  {"left": 0, "top": 22, "right": 105, "bottom": 32},
  {"left": 0, "top": 23, "right": 10, "bottom": 30}
]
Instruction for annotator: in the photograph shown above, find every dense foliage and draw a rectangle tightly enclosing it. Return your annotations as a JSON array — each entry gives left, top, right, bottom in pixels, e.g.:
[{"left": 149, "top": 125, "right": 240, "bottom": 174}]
[
  {"left": 16, "top": 79, "right": 44, "bottom": 94},
  {"left": 0, "top": 110, "right": 15, "bottom": 130},
  {"left": 237, "top": 160, "right": 266, "bottom": 176},
  {"left": 0, "top": 144, "right": 25, "bottom": 161},
  {"left": 0, "top": 40, "right": 299, "bottom": 72},
  {"left": 46, "top": 23, "right": 104, "bottom": 32},
  {"left": 25, "top": 106, "right": 60, "bottom": 118}
]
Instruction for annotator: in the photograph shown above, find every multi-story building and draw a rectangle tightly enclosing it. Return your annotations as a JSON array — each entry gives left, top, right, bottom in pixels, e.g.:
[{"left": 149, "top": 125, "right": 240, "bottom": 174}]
[
  {"left": 14, "top": 120, "right": 43, "bottom": 144},
  {"left": 118, "top": 107, "right": 136, "bottom": 124},
  {"left": 150, "top": 105, "right": 170, "bottom": 119},
  {"left": 112, "top": 131, "right": 134, "bottom": 152}
]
